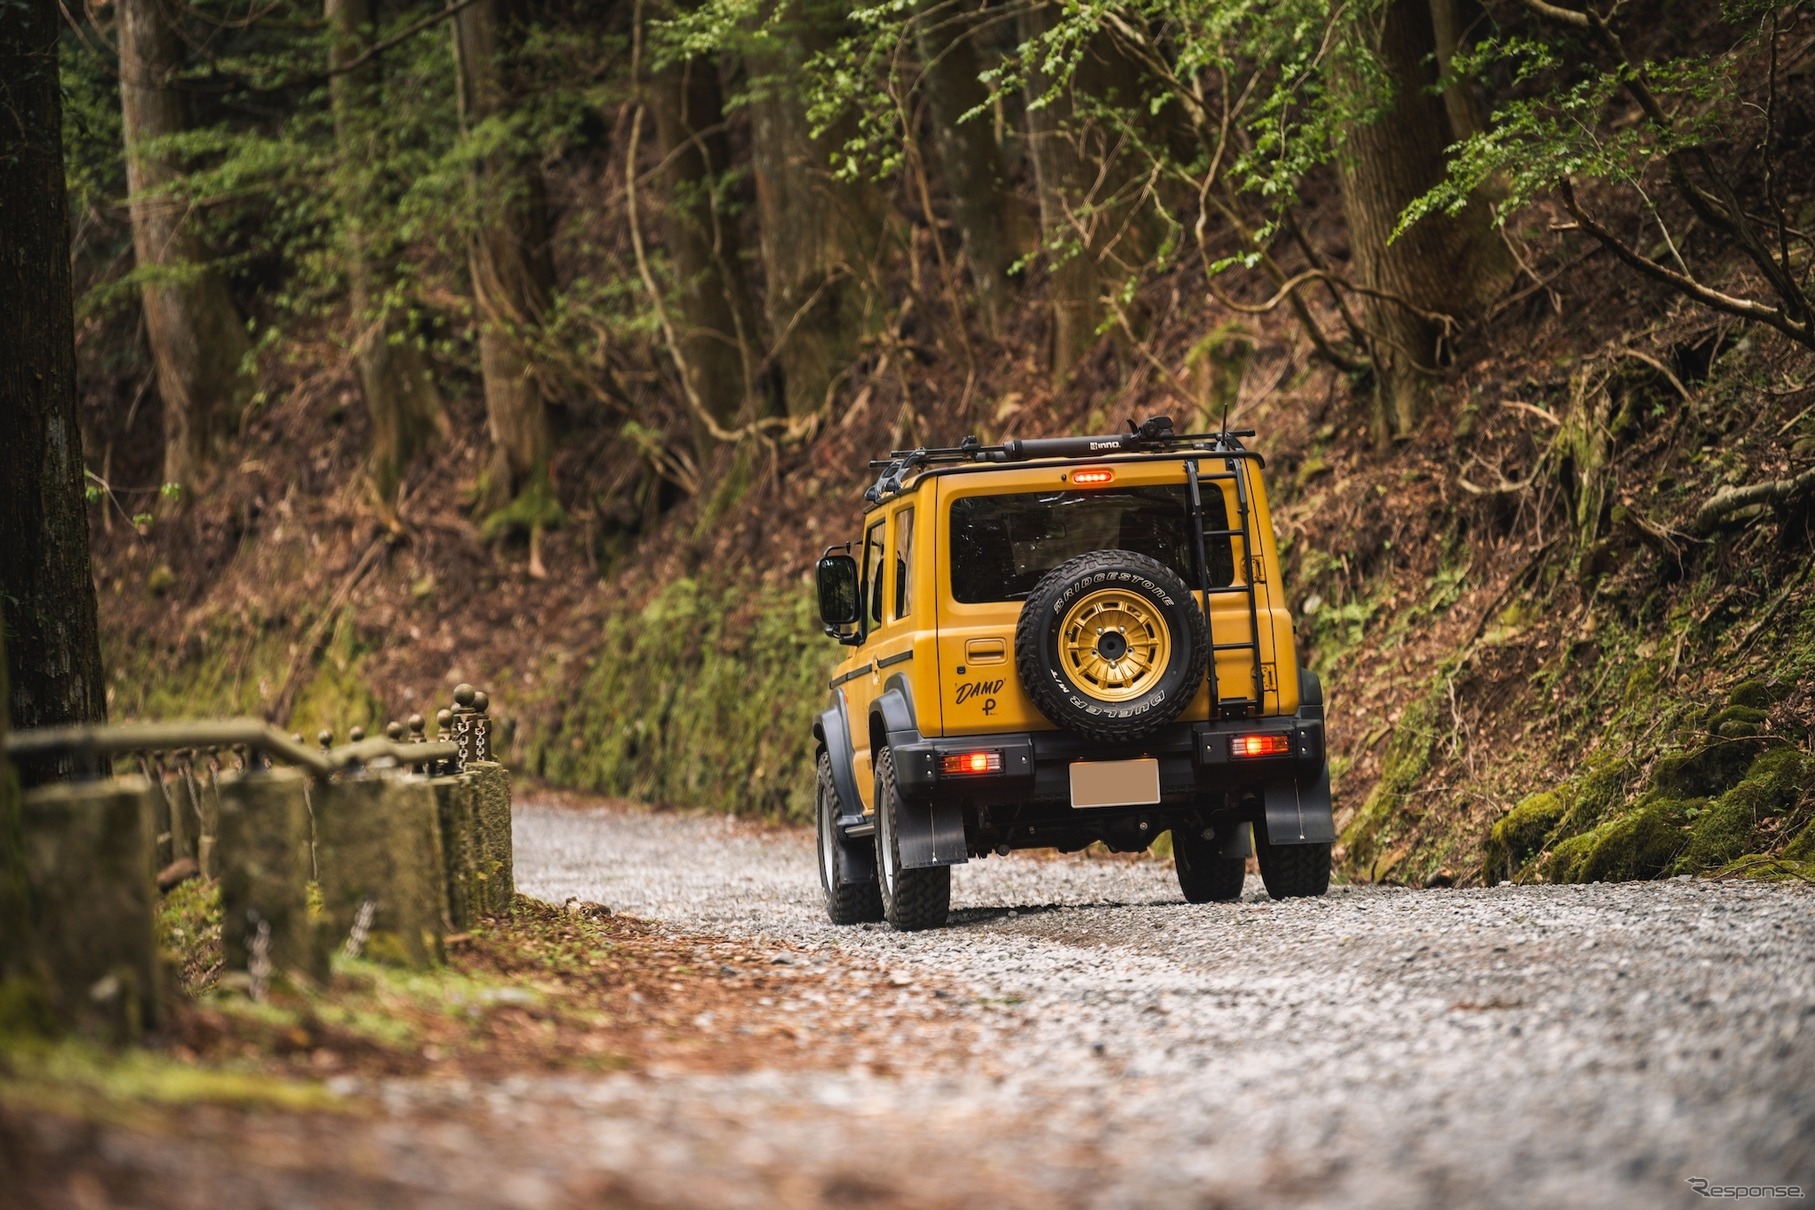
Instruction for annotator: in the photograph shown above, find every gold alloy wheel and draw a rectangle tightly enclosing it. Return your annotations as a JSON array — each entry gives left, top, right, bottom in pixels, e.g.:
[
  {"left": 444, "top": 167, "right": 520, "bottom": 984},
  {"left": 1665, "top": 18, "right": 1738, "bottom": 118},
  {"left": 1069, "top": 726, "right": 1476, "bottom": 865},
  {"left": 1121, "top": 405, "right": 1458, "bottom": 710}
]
[{"left": 1057, "top": 588, "right": 1172, "bottom": 702}]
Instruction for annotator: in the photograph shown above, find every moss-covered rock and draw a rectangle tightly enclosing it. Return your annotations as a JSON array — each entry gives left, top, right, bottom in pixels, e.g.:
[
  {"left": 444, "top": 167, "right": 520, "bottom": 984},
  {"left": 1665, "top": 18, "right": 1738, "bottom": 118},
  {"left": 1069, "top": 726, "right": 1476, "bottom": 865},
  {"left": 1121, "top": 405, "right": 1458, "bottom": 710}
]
[
  {"left": 1483, "top": 790, "right": 1568, "bottom": 884},
  {"left": 1726, "top": 680, "right": 1775, "bottom": 709},
  {"left": 1676, "top": 747, "right": 1812, "bottom": 873},
  {"left": 1652, "top": 737, "right": 1763, "bottom": 799},
  {"left": 1541, "top": 794, "right": 1693, "bottom": 884},
  {"left": 1707, "top": 704, "right": 1770, "bottom": 739}
]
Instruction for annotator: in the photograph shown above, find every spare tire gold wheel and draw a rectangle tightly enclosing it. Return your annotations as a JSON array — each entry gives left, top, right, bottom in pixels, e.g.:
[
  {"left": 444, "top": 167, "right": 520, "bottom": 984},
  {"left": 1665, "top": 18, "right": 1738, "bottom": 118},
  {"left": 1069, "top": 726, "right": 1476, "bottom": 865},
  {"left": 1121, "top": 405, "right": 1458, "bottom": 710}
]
[{"left": 1015, "top": 550, "right": 1210, "bottom": 743}]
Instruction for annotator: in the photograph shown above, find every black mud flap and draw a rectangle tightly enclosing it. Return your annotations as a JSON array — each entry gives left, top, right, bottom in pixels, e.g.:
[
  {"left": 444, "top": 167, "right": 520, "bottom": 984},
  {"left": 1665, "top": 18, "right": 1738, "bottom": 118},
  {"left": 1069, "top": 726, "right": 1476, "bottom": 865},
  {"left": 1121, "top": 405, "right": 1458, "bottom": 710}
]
[
  {"left": 894, "top": 794, "right": 968, "bottom": 870},
  {"left": 1263, "top": 763, "right": 1336, "bottom": 845}
]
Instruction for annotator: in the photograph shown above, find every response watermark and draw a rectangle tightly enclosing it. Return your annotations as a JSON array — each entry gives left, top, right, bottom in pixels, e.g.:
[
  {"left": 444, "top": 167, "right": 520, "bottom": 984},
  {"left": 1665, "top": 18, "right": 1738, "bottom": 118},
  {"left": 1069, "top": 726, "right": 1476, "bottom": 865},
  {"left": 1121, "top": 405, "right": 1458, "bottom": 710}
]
[{"left": 1686, "top": 1178, "right": 1805, "bottom": 1200}]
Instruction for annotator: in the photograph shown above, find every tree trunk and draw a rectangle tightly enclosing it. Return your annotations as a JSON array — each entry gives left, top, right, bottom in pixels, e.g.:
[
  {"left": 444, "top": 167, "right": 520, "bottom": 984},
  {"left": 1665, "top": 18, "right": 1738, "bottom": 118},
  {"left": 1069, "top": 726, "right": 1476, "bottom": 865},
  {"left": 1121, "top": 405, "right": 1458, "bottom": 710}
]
[
  {"left": 746, "top": 1, "right": 888, "bottom": 419},
  {"left": 327, "top": 0, "right": 447, "bottom": 506},
  {"left": 650, "top": 51, "right": 764, "bottom": 439},
  {"left": 453, "top": 0, "right": 555, "bottom": 506},
  {"left": 1337, "top": 0, "right": 1513, "bottom": 443},
  {"left": 1017, "top": 4, "right": 1158, "bottom": 379},
  {"left": 1427, "top": 0, "right": 1484, "bottom": 143},
  {"left": 118, "top": 0, "right": 253, "bottom": 494},
  {"left": 917, "top": 0, "right": 1029, "bottom": 334},
  {"left": 0, "top": 0, "right": 109, "bottom": 789}
]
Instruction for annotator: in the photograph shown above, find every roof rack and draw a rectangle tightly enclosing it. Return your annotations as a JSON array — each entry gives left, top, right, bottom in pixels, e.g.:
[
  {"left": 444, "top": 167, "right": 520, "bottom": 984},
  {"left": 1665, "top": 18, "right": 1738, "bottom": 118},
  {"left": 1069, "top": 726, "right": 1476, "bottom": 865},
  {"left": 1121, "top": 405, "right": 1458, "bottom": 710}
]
[{"left": 862, "top": 416, "right": 1258, "bottom": 503}]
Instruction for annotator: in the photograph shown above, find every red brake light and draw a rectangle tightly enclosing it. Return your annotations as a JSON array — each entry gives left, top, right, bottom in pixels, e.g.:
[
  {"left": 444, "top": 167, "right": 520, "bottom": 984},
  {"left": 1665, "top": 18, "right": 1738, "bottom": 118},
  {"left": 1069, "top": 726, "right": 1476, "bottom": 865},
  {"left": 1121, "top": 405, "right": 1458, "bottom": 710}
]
[
  {"left": 1072, "top": 468, "right": 1114, "bottom": 486},
  {"left": 943, "top": 751, "right": 1004, "bottom": 776},
  {"left": 1232, "top": 733, "right": 1292, "bottom": 758}
]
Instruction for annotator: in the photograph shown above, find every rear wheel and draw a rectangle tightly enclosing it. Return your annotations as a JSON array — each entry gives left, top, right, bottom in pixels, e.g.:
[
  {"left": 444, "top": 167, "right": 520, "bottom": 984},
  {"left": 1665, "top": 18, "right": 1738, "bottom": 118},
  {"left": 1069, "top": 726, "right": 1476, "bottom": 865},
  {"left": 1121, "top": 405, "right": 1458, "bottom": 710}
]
[
  {"left": 873, "top": 747, "right": 951, "bottom": 932},
  {"left": 817, "top": 752, "right": 882, "bottom": 925},
  {"left": 1255, "top": 818, "right": 1331, "bottom": 900},
  {"left": 1172, "top": 825, "right": 1247, "bottom": 903}
]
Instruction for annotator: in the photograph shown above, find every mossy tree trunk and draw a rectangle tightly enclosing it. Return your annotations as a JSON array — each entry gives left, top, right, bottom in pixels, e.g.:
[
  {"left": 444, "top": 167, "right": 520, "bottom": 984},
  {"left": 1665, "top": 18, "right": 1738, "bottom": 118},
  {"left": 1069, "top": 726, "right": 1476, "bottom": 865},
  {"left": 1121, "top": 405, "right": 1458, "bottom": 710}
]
[
  {"left": 1336, "top": 0, "right": 1513, "bottom": 444},
  {"left": 0, "top": 0, "right": 109, "bottom": 790},
  {"left": 916, "top": 0, "right": 1030, "bottom": 335},
  {"left": 119, "top": 0, "right": 253, "bottom": 493},
  {"left": 327, "top": 0, "right": 447, "bottom": 506},
  {"left": 1016, "top": 3, "right": 1160, "bottom": 379},
  {"left": 650, "top": 47, "right": 765, "bottom": 441},
  {"left": 453, "top": 0, "right": 555, "bottom": 510},
  {"left": 745, "top": 0, "right": 888, "bottom": 419}
]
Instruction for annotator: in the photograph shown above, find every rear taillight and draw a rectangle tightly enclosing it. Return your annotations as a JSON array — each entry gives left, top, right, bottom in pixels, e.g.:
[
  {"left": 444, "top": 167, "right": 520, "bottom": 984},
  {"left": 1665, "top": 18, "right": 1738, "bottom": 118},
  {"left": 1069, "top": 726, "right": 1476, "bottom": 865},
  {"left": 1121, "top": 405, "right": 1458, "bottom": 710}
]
[
  {"left": 943, "top": 751, "right": 1004, "bottom": 776},
  {"left": 1071, "top": 467, "right": 1114, "bottom": 486},
  {"left": 1231, "top": 733, "right": 1292, "bottom": 758}
]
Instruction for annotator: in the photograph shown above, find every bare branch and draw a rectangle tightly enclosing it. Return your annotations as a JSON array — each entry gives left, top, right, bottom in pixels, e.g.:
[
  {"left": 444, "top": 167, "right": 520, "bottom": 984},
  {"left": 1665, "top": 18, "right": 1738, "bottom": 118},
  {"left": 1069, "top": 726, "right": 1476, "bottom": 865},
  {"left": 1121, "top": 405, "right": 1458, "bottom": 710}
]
[{"left": 1692, "top": 467, "right": 1815, "bottom": 534}]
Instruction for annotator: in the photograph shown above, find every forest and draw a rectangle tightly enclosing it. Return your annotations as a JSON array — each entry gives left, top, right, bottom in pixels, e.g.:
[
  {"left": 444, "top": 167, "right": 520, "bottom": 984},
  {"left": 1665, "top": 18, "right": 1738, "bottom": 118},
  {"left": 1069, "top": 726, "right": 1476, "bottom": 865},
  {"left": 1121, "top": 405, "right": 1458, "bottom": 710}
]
[{"left": 5, "top": 0, "right": 1815, "bottom": 887}]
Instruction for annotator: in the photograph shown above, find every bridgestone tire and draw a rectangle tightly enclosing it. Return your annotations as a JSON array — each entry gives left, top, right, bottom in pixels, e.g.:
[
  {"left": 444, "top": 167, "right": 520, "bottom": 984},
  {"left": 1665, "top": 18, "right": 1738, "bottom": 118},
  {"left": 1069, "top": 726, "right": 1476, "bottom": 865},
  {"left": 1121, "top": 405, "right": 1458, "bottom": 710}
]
[
  {"left": 1172, "top": 826, "right": 1247, "bottom": 903},
  {"left": 1255, "top": 818, "right": 1332, "bottom": 900},
  {"left": 818, "top": 752, "right": 882, "bottom": 925},
  {"left": 1015, "top": 550, "right": 1210, "bottom": 743},
  {"left": 873, "top": 747, "right": 951, "bottom": 932}
]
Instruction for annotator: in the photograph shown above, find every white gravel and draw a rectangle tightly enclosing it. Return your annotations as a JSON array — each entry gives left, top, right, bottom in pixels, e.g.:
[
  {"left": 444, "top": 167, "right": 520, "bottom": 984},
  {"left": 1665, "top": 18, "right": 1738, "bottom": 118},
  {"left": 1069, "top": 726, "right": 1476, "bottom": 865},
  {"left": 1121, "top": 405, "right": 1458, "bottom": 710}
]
[{"left": 502, "top": 797, "right": 1815, "bottom": 1210}]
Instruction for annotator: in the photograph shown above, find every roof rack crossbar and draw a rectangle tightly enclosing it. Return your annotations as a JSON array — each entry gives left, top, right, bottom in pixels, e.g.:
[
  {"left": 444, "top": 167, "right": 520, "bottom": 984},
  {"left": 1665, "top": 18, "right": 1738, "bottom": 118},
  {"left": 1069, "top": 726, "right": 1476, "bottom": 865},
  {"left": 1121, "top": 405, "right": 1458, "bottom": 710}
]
[{"left": 862, "top": 417, "right": 1259, "bottom": 504}]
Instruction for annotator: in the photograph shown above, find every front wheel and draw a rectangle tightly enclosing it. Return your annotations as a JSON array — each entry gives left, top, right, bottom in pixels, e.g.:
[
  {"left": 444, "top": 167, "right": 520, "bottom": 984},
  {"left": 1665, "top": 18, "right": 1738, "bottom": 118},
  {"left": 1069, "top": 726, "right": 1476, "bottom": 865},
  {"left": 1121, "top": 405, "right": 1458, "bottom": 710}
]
[
  {"left": 873, "top": 747, "right": 951, "bottom": 932},
  {"left": 1254, "top": 818, "right": 1331, "bottom": 900},
  {"left": 1172, "top": 825, "right": 1247, "bottom": 903},
  {"left": 818, "top": 752, "right": 882, "bottom": 925}
]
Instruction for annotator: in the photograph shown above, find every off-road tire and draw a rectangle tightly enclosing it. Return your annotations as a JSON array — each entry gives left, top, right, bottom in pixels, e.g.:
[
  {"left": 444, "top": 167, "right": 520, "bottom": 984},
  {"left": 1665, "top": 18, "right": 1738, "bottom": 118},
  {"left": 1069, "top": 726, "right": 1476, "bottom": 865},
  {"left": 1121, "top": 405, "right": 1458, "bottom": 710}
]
[
  {"left": 1254, "top": 818, "right": 1332, "bottom": 899},
  {"left": 1172, "top": 826, "right": 1247, "bottom": 903},
  {"left": 873, "top": 747, "right": 951, "bottom": 932},
  {"left": 817, "top": 752, "right": 883, "bottom": 924},
  {"left": 1015, "top": 550, "right": 1209, "bottom": 743}
]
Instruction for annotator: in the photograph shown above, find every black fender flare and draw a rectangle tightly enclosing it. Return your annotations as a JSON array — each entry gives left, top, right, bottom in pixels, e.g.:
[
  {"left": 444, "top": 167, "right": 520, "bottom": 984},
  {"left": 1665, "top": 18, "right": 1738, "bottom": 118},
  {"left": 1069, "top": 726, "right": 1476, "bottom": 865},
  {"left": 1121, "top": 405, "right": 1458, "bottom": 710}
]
[
  {"left": 871, "top": 685, "right": 968, "bottom": 871},
  {"left": 813, "top": 691, "right": 864, "bottom": 829}
]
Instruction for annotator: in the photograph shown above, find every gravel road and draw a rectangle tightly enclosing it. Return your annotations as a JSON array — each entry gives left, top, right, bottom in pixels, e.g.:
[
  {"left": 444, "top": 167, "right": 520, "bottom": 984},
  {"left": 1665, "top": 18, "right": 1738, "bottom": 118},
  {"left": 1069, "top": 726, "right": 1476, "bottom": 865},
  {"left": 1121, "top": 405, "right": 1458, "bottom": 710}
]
[{"left": 501, "top": 797, "right": 1815, "bottom": 1210}]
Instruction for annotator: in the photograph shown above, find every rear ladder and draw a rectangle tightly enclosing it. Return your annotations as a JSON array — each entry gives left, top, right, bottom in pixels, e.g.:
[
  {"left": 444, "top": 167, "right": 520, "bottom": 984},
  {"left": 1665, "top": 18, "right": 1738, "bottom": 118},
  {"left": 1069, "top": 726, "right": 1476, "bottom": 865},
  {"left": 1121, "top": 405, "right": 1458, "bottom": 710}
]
[{"left": 1185, "top": 457, "right": 1266, "bottom": 719}]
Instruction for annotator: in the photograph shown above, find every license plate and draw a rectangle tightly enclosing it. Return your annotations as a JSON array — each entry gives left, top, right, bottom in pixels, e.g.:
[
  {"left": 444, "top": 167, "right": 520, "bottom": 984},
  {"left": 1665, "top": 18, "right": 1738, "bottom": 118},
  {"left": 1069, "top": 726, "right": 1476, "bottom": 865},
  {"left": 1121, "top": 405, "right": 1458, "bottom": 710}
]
[{"left": 1069, "top": 758, "right": 1161, "bottom": 809}]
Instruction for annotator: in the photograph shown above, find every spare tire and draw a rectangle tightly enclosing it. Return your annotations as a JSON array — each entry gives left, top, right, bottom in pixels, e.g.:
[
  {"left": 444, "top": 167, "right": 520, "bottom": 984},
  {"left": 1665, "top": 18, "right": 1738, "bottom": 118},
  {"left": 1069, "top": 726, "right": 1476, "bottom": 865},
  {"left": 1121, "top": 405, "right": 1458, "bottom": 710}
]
[{"left": 1014, "top": 550, "right": 1209, "bottom": 743}]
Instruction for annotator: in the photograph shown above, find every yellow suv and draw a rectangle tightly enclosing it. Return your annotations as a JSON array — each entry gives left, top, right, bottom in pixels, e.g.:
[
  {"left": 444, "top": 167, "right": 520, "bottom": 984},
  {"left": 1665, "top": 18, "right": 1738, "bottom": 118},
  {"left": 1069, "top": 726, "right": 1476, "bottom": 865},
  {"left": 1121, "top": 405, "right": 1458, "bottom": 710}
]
[{"left": 813, "top": 417, "right": 1333, "bottom": 931}]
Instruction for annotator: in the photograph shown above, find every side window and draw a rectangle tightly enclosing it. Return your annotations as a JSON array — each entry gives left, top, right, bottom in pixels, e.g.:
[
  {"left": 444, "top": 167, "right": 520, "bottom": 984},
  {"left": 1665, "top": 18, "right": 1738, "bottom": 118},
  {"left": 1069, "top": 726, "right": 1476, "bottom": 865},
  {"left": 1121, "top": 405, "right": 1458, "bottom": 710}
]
[
  {"left": 863, "top": 519, "right": 886, "bottom": 631},
  {"left": 892, "top": 508, "right": 914, "bottom": 621}
]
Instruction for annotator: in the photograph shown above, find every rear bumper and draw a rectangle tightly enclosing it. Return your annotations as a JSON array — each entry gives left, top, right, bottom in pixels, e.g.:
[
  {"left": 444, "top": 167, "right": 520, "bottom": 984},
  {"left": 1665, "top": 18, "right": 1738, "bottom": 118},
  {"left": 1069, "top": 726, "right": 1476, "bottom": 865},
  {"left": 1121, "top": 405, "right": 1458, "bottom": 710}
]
[{"left": 889, "top": 715, "right": 1324, "bottom": 806}]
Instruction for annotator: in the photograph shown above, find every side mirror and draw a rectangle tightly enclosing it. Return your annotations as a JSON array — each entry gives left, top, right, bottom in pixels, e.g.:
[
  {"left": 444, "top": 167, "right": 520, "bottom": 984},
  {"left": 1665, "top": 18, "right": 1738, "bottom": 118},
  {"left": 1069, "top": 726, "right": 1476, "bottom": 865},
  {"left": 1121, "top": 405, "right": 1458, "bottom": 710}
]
[{"left": 816, "top": 554, "right": 862, "bottom": 632}]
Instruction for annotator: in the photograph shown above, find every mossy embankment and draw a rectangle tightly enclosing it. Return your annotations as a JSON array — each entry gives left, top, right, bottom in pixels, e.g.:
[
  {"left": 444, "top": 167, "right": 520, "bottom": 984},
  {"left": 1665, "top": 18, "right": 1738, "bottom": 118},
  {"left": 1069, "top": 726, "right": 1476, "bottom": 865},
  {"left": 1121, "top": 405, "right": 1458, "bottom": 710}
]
[{"left": 519, "top": 578, "right": 833, "bottom": 822}]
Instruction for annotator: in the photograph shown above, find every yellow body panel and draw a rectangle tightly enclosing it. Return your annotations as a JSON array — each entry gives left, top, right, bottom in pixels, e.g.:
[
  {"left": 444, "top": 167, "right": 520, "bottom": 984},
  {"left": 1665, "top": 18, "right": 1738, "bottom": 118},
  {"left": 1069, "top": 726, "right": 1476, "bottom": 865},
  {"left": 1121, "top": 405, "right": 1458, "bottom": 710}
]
[{"left": 830, "top": 452, "right": 1301, "bottom": 794}]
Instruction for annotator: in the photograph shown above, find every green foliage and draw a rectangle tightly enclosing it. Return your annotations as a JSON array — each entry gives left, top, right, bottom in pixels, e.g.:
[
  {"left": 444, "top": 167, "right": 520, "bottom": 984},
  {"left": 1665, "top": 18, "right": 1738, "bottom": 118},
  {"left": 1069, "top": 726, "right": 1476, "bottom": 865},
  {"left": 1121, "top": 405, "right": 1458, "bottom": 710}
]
[{"left": 1404, "top": 16, "right": 1757, "bottom": 238}]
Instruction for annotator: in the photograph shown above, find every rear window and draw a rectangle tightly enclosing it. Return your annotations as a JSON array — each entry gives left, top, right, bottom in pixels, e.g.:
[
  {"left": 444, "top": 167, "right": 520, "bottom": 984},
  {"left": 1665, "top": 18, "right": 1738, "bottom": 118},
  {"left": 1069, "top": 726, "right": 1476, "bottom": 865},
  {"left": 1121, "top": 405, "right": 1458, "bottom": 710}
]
[{"left": 949, "top": 485, "right": 1234, "bottom": 604}]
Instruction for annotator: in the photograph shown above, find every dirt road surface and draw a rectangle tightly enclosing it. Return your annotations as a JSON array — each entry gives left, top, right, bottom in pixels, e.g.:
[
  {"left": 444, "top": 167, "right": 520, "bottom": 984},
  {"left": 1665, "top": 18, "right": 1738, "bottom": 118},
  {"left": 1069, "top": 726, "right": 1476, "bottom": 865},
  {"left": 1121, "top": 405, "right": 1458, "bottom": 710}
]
[{"left": 10, "top": 795, "right": 1814, "bottom": 1209}]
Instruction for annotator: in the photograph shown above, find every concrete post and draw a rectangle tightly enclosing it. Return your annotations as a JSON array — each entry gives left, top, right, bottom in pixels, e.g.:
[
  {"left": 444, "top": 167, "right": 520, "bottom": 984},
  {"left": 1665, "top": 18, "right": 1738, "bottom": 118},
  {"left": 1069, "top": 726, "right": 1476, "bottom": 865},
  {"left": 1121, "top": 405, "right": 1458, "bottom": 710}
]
[
  {"left": 429, "top": 774, "right": 483, "bottom": 930},
  {"left": 464, "top": 761, "right": 513, "bottom": 915},
  {"left": 312, "top": 775, "right": 448, "bottom": 967},
  {"left": 216, "top": 769, "right": 329, "bottom": 986},
  {"left": 20, "top": 777, "right": 161, "bottom": 1041}
]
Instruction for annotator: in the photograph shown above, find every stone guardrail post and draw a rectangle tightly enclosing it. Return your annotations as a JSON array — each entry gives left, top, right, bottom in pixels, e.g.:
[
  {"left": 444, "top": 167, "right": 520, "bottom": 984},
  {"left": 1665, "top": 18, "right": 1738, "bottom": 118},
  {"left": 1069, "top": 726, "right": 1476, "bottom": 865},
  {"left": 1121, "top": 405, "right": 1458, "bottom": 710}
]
[
  {"left": 312, "top": 775, "right": 449, "bottom": 968},
  {"left": 216, "top": 768, "right": 329, "bottom": 987},
  {"left": 464, "top": 761, "right": 513, "bottom": 916},
  {"left": 429, "top": 772, "right": 484, "bottom": 930},
  {"left": 19, "top": 777, "right": 161, "bottom": 1041}
]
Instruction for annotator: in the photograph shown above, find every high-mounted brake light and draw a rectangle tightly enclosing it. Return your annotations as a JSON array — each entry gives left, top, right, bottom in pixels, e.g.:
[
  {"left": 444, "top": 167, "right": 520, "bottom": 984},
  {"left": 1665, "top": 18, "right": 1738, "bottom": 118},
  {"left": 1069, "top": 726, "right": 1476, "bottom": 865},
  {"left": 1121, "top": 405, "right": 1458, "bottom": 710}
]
[
  {"left": 943, "top": 750, "right": 1004, "bottom": 776},
  {"left": 1071, "top": 468, "right": 1115, "bottom": 486},
  {"left": 1231, "top": 733, "right": 1292, "bottom": 758}
]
